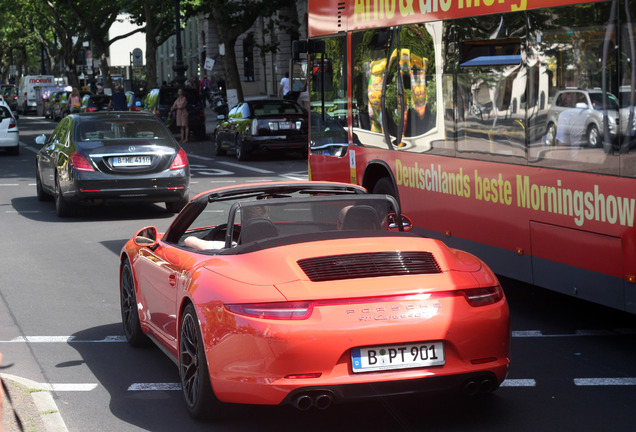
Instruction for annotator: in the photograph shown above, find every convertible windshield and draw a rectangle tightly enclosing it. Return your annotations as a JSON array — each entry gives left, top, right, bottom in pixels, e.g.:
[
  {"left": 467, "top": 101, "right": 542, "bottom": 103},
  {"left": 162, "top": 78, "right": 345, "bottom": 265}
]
[
  {"left": 77, "top": 119, "right": 171, "bottom": 142},
  {"left": 180, "top": 194, "right": 400, "bottom": 252}
]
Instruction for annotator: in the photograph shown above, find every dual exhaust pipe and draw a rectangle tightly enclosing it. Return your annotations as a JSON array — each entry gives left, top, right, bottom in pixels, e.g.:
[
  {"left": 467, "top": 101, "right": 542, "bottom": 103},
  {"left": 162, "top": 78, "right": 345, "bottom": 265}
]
[
  {"left": 291, "top": 377, "right": 495, "bottom": 410},
  {"left": 292, "top": 391, "right": 334, "bottom": 411},
  {"left": 462, "top": 377, "right": 497, "bottom": 396}
]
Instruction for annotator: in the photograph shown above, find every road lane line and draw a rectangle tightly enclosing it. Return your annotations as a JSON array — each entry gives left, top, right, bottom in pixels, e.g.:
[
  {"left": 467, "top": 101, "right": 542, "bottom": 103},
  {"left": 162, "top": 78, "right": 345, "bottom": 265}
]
[
  {"left": 187, "top": 154, "right": 215, "bottom": 161},
  {"left": 217, "top": 161, "right": 274, "bottom": 173},
  {"left": 44, "top": 383, "right": 99, "bottom": 392},
  {"left": 511, "top": 330, "right": 628, "bottom": 337},
  {"left": 128, "top": 383, "right": 181, "bottom": 391},
  {"left": 6, "top": 336, "right": 127, "bottom": 343},
  {"left": 500, "top": 379, "right": 536, "bottom": 387},
  {"left": 574, "top": 378, "right": 636, "bottom": 386}
]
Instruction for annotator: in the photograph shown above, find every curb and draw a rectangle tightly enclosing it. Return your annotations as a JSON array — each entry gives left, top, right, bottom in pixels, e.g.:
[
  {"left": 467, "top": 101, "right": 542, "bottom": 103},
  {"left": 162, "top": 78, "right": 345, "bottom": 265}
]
[{"left": 1, "top": 373, "right": 68, "bottom": 432}]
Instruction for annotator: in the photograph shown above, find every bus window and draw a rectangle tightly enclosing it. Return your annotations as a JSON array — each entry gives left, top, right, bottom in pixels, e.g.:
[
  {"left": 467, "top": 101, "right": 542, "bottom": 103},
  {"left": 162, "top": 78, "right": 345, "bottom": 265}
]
[
  {"left": 398, "top": 23, "right": 444, "bottom": 154},
  {"left": 527, "top": 3, "right": 622, "bottom": 176},
  {"left": 351, "top": 28, "right": 397, "bottom": 150},
  {"left": 454, "top": 14, "right": 527, "bottom": 164},
  {"left": 310, "top": 35, "right": 348, "bottom": 158}
]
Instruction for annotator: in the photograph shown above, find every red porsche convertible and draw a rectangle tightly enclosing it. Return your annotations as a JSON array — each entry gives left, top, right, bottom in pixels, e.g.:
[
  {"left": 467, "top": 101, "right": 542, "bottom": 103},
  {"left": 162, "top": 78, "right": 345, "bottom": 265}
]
[{"left": 120, "top": 181, "right": 510, "bottom": 419}]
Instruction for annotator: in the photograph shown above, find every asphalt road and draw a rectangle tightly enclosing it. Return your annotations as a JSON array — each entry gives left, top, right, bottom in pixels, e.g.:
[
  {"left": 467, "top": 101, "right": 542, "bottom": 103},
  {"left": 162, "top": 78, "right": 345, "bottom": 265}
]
[{"left": 1, "top": 114, "right": 635, "bottom": 431}]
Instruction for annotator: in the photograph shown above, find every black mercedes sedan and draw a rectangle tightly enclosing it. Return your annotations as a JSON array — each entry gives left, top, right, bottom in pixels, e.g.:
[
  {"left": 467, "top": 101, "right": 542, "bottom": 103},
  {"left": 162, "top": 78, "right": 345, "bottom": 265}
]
[
  {"left": 35, "top": 111, "right": 190, "bottom": 217},
  {"left": 214, "top": 99, "right": 307, "bottom": 161}
]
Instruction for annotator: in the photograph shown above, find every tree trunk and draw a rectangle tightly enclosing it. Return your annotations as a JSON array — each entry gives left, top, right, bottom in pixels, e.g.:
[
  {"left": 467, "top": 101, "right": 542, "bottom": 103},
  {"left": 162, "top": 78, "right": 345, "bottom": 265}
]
[
  {"left": 220, "top": 37, "right": 243, "bottom": 102},
  {"left": 145, "top": 33, "right": 159, "bottom": 89}
]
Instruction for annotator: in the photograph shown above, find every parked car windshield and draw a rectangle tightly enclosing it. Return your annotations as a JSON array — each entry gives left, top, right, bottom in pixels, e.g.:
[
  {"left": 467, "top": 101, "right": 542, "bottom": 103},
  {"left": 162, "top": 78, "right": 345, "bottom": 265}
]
[{"left": 77, "top": 119, "right": 172, "bottom": 142}]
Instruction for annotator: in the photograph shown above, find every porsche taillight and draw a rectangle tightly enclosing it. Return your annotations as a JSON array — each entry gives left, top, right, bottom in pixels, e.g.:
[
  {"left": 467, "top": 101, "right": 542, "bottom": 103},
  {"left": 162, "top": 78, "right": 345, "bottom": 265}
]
[
  {"left": 460, "top": 286, "right": 504, "bottom": 307},
  {"left": 170, "top": 149, "right": 188, "bottom": 170},
  {"left": 69, "top": 152, "right": 95, "bottom": 172},
  {"left": 225, "top": 301, "right": 314, "bottom": 320}
]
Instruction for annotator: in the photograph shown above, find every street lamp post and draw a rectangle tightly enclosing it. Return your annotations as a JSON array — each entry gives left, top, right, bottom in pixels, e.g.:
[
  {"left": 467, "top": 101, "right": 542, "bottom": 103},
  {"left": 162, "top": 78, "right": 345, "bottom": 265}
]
[{"left": 173, "top": 0, "right": 188, "bottom": 87}]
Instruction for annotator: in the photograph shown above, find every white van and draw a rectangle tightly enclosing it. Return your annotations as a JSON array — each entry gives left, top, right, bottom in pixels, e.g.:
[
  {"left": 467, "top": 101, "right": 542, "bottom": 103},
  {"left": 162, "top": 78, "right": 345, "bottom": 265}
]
[{"left": 17, "top": 75, "right": 55, "bottom": 114}]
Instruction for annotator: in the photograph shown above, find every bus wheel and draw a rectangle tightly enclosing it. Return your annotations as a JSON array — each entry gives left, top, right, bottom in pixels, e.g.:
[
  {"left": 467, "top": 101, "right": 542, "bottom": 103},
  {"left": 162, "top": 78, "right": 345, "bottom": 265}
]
[{"left": 373, "top": 177, "right": 397, "bottom": 199}]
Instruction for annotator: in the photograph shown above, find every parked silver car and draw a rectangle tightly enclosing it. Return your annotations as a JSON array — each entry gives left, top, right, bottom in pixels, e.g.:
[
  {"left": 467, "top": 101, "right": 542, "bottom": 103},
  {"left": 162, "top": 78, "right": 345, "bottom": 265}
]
[{"left": 545, "top": 89, "right": 619, "bottom": 147}]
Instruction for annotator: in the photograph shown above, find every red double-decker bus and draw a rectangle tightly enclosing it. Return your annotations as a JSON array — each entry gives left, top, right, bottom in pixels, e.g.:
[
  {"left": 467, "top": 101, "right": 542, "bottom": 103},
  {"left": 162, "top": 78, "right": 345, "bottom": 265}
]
[{"left": 300, "top": 0, "right": 636, "bottom": 312}]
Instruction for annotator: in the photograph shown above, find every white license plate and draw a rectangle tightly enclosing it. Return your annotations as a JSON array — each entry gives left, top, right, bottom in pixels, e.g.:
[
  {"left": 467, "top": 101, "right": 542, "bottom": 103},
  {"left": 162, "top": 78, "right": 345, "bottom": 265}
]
[
  {"left": 279, "top": 122, "right": 293, "bottom": 130},
  {"left": 113, "top": 156, "right": 152, "bottom": 166},
  {"left": 352, "top": 342, "right": 444, "bottom": 373}
]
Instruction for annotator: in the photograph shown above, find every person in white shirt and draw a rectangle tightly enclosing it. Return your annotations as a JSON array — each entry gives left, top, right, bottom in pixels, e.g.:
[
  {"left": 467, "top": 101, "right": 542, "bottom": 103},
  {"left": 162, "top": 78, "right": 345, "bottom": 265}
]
[{"left": 279, "top": 73, "right": 290, "bottom": 98}]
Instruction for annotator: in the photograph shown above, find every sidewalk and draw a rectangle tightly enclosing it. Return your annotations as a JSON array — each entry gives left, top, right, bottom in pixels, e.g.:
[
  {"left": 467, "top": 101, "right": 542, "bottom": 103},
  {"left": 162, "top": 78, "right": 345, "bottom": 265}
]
[{"left": 1, "top": 373, "right": 68, "bottom": 432}]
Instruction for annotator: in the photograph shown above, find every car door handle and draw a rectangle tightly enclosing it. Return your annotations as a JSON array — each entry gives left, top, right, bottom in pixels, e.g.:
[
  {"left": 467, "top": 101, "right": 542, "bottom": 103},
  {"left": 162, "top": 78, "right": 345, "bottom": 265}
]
[{"left": 169, "top": 274, "right": 177, "bottom": 287}]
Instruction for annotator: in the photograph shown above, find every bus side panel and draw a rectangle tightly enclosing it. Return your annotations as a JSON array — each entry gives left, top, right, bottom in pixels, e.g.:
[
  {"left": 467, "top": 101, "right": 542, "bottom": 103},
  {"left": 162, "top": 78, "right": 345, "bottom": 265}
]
[
  {"left": 530, "top": 222, "right": 623, "bottom": 279},
  {"left": 415, "top": 225, "right": 534, "bottom": 285}
]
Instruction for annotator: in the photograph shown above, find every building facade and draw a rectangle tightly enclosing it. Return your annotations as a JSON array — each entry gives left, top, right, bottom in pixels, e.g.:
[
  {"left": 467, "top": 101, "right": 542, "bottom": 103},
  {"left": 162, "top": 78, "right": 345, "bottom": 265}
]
[{"left": 156, "top": 3, "right": 307, "bottom": 99}]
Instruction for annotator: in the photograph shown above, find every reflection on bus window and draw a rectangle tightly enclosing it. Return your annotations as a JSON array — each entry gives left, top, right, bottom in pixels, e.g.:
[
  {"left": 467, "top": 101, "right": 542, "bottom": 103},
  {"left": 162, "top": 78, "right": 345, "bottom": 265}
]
[
  {"left": 455, "top": 14, "right": 526, "bottom": 164},
  {"left": 526, "top": 2, "right": 630, "bottom": 176},
  {"left": 351, "top": 24, "right": 443, "bottom": 153},
  {"left": 310, "top": 36, "right": 348, "bottom": 158}
]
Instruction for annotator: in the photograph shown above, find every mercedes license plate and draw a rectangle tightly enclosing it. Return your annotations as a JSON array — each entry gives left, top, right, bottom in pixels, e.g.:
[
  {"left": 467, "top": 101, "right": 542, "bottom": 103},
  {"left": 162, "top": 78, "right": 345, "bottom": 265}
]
[
  {"left": 352, "top": 342, "right": 444, "bottom": 373},
  {"left": 113, "top": 156, "right": 152, "bottom": 166}
]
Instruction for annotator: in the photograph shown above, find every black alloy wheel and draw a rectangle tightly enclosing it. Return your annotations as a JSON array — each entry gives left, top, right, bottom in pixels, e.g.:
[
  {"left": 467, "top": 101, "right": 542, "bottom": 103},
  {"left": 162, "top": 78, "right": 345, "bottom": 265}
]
[
  {"left": 214, "top": 132, "right": 226, "bottom": 156},
  {"left": 235, "top": 137, "right": 250, "bottom": 161},
  {"left": 179, "top": 303, "right": 222, "bottom": 419},
  {"left": 35, "top": 168, "right": 51, "bottom": 201},
  {"left": 54, "top": 174, "right": 75, "bottom": 217},
  {"left": 120, "top": 260, "right": 147, "bottom": 347}
]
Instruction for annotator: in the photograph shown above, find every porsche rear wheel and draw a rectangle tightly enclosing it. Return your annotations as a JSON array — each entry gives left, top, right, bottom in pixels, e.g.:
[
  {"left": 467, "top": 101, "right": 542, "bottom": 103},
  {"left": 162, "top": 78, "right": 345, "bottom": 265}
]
[
  {"left": 179, "top": 303, "right": 222, "bottom": 419},
  {"left": 120, "top": 259, "right": 148, "bottom": 347}
]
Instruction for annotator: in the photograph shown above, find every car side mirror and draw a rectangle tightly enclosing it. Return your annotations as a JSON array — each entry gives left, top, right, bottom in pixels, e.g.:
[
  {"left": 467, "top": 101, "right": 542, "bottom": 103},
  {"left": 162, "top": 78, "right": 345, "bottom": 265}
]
[
  {"left": 386, "top": 213, "right": 413, "bottom": 232},
  {"left": 35, "top": 134, "right": 47, "bottom": 145},
  {"left": 134, "top": 226, "right": 159, "bottom": 249}
]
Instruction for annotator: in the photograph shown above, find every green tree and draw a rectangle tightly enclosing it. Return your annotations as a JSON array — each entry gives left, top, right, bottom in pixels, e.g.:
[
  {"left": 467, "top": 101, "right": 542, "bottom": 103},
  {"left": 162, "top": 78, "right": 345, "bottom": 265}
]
[
  {"left": 66, "top": 0, "right": 142, "bottom": 88},
  {"left": 200, "top": 0, "right": 300, "bottom": 101}
]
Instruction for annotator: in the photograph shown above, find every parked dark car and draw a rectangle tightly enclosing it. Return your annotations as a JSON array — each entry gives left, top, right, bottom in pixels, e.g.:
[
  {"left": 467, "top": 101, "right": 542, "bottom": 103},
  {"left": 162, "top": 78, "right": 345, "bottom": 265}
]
[
  {"left": 44, "top": 91, "right": 62, "bottom": 119},
  {"left": 214, "top": 99, "right": 308, "bottom": 161},
  {"left": 35, "top": 111, "right": 190, "bottom": 217},
  {"left": 144, "top": 87, "right": 206, "bottom": 140},
  {"left": 81, "top": 94, "right": 111, "bottom": 112},
  {"left": 126, "top": 91, "right": 142, "bottom": 111},
  {"left": 51, "top": 90, "right": 71, "bottom": 120},
  {"left": 0, "top": 84, "right": 18, "bottom": 111}
]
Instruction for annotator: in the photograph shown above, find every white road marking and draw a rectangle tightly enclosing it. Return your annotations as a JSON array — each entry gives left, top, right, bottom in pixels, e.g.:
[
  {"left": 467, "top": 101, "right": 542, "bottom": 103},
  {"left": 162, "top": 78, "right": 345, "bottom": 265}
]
[
  {"left": 128, "top": 383, "right": 181, "bottom": 391},
  {"left": 574, "top": 378, "right": 636, "bottom": 386},
  {"left": 6, "top": 336, "right": 126, "bottom": 343},
  {"left": 217, "top": 161, "right": 274, "bottom": 173},
  {"left": 0, "top": 184, "right": 20, "bottom": 186},
  {"left": 187, "top": 154, "right": 215, "bottom": 162},
  {"left": 511, "top": 329, "right": 624, "bottom": 338},
  {"left": 44, "top": 383, "right": 99, "bottom": 392},
  {"left": 500, "top": 379, "right": 536, "bottom": 387}
]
